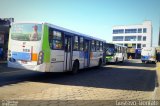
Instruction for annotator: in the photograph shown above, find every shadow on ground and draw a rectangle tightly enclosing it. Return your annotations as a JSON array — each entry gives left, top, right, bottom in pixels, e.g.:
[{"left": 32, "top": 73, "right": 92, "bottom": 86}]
[
  {"left": 106, "top": 60, "right": 156, "bottom": 68},
  {"left": 0, "top": 62, "right": 156, "bottom": 91}
]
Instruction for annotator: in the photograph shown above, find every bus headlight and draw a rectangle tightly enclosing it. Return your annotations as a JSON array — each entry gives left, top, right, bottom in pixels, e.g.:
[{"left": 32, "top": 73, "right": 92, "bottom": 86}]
[{"left": 37, "top": 51, "right": 44, "bottom": 65}]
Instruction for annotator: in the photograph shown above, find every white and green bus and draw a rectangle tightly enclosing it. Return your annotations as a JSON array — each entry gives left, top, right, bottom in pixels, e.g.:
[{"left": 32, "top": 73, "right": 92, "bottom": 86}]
[
  {"left": 105, "top": 43, "right": 127, "bottom": 63},
  {"left": 8, "top": 22, "right": 106, "bottom": 73}
]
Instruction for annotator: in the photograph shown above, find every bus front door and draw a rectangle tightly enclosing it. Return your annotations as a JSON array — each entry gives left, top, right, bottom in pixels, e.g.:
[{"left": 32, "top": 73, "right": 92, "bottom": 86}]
[
  {"left": 84, "top": 40, "right": 90, "bottom": 67},
  {"left": 64, "top": 36, "right": 72, "bottom": 71}
]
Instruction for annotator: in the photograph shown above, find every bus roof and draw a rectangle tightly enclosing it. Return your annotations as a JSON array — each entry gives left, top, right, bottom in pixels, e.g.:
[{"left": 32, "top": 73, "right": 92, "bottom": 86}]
[{"left": 12, "top": 21, "right": 106, "bottom": 42}]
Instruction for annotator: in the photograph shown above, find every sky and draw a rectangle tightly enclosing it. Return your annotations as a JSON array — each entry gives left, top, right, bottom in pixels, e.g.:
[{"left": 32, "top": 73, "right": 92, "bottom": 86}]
[{"left": 0, "top": 0, "right": 160, "bottom": 46}]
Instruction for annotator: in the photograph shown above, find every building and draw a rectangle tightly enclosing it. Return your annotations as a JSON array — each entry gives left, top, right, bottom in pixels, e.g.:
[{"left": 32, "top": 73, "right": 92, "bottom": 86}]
[{"left": 112, "top": 21, "right": 152, "bottom": 59}]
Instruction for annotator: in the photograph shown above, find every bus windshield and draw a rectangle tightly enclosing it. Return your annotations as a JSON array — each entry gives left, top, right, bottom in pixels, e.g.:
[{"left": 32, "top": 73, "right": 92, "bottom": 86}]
[
  {"left": 11, "top": 23, "right": 42, "bottom": 41},
  {"left": 106, "top": 48, "right": 115, "bottom": 56}
]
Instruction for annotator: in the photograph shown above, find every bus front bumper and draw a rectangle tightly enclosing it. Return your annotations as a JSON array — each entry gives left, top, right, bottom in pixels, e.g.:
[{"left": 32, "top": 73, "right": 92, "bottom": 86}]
[{"left": 106, "top": 57, "right": 115, "bottom": 62}]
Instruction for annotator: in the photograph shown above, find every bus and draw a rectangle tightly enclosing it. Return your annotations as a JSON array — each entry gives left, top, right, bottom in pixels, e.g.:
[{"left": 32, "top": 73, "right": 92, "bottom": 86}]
[
  {"left": 104, "top": 43, "right": 127, "bottom": 63},
  {"left": 0, "top": 18, "right": 13, "bottom": 62},
  {"left": 0, "top": 27, "right": 9, "bottom": 61},
  {"left": 8, "top": 22, "right": 106, "bottom": 73},
  {"left": 141, "top": 47, "right": 156, "bottom": 63}
]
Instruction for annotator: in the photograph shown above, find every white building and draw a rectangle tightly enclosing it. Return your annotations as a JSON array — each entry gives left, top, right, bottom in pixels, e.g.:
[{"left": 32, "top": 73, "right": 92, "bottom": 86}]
[
  {"left": 112, "top": 21, "right": 152, "bottom": 49},
  {"left": 112, "top": 21, "right": 152, "bottom": 59}
]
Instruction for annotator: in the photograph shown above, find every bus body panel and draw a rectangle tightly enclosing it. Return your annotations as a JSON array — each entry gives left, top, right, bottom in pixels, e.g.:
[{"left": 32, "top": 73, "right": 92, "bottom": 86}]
[
  {"left": 90, "top": 52, "right": 103, "bottom": 67},
  {"left": 79, "top": 51, "right": 85, "bottom": 69},
  {"left": 141, "top": 47, "right": 156, "bottom": 62},
  {"left": 72, "top": 51, "right": 85, "bottom": 69},
  {"left": 8, "top": 40, "right": 43, "bottom": 69},
  {"left": 42, "top": 24, "right": 50, "bottom": 64},
  {"left": 8, "top": 23, "right": 46, "bottom": 72},
  {"left": 49, "top": 50, "right": 64, "bottom": 72},
  {"left": 115, "top": 52, "right": 123, "bottom": 61}
]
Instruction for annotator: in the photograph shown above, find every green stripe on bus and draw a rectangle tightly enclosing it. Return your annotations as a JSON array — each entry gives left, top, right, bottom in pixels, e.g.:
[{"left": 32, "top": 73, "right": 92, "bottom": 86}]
[
  {"left": 106, "top": 56, "right": 113, "bottom": 59},
  {"left": 106, "top": 56, "right": 113, "bottom": 61},
  {"left": 42, "top": 24, "right": 50, "bottom": 63}
]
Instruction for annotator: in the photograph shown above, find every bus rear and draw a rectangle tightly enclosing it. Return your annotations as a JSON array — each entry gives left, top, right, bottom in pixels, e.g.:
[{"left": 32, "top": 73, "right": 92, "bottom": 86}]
[
  {"left": 8, "top": 23, "right": 46, "bottom": 71},
  {"left": 141, "top": 47, "right": 156, "bottom": 63}
]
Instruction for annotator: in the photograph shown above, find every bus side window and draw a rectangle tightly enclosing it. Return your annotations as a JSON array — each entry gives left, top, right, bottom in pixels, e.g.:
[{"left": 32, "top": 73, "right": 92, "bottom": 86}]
[
  {"left": 100, "top": 42, "right": 103, "bottom": 52},
  {"left": 96, "top": 41, "right": 100, "bottom": 51},
  {"left": 49, "top": 28, "right": 53, "bottom": 49},
  {"left": 52, "top": 30, "right": 63, "bottom": 50},
  {"left": 91, "top": 40, "right": 95, "bottom": 52},
  {"left": 80, "top": 37, "right": 84, "bottom": 51},
  {"left": 49, "top": 28, "right": 63, "bottom": 50},
  {"left": 84, "top": 40, "right": 87, "bottom": 51},
  {"left": 120, "top": 47, "right": 122, "bottom": 53},
  {"left": 115, "top": 46, "right": 118, "bottom": 52},
  {"left": 73, "top": 35, "right": 79, "bottom": 51}
]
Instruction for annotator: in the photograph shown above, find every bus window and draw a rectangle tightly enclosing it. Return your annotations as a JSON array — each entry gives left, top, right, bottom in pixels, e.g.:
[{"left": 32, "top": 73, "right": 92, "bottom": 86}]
[
  {"left": 91, "top": 40, "right": 95, "bottom": 52},
  {"left": 80, "top": 37, "right": 83, "bottom": 51},
  {"left": 49, "top": 29, "right": 63, "bottom": 50},
  {"left": 124, "top": 47, "right": 126, "bottom": 53},
  {"left": 73, "top": 36, "right": 79, "bottom": 51},
  {"left": 115, "top": 45, "right": 118, "bottom": 53},
  {"left": 118, "top": 47, "right": 120, "bottom": 53},
  {"left": 49, "top": 28, "right": 53, "bottom": 48},
  {"left": 100, "top": 42, "right": 103, "bottom": 51},
  {"left": 11, "top": 23, "right": 42, "bottom": 41},
  {"left": 96, "top": 41, "right": 100, "bottom": 51},
  {"left": 84, "top": 39, "right": 90, "bottom": 52},
  {"left": 120, "top": 47, "right": 122, "bottom": 53},
  {"left": 122, "top": 47, "right": 124, "bottom": 53}
]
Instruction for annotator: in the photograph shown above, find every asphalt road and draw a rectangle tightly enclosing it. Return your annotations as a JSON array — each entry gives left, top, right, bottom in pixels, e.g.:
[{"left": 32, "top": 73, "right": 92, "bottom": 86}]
[{"left": 0, "top": 59, "right": 158, "bottom": 105}]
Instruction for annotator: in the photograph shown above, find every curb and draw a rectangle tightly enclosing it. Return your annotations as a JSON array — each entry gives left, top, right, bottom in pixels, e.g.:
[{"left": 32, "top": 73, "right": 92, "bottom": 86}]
[
  {"left": 156, "top": 63, "right": 160, "bottom": 86},
  {"left": 153, "top": 62, "right": 160, "bottom": 100}
]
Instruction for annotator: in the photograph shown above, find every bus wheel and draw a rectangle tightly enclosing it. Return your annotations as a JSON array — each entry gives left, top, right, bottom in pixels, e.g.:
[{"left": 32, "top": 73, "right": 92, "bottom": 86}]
[
  {"left": 144, "top": 61, "right": 148, "bottom": 64},
  {"left": 98, "top": 59, "right": 102, "bottom": 67},
  {"left": 120, "top": 58, "right": 124, "bottom": 63},
  {"left": 72, "top": 61, "right": 79, "bottom": 74},
  {"left": 115, "top": 58, "right": 118, "bottom": 64}
]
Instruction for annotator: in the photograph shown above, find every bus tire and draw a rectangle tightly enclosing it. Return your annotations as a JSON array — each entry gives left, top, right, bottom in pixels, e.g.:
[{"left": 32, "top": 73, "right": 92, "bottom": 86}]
[
  {"left": 144, "top": 61, "right": 148, "bottom": 64},
  {"left": 98, "top": 59, "right": 102, "bottom": 67},
  {"left": 115, "top": 58, "right": 118, "bottom": 64},
  {"left": 72, "top": 60, "right": 79, "bottom": 74},
  {"left": 120, "top": 57, "right": 124, "bottom": 63}
]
